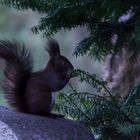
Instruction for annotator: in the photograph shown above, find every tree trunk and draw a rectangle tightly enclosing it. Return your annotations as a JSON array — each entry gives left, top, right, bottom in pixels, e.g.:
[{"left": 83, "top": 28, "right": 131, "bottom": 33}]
[{"left": 102, "top": 48, "right": 140, "bottom": 98}]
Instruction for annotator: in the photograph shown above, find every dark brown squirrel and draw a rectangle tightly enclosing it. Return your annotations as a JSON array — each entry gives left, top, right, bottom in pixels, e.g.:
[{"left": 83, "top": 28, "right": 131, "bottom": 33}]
[{"left": 0, "top": 39, "right": 74, "bottom": 118}]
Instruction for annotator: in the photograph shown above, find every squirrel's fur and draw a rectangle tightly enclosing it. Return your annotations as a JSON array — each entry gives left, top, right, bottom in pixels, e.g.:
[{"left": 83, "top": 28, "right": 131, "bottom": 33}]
[{"left": 0, "top": 39, "right": 73, "bottom": 117}]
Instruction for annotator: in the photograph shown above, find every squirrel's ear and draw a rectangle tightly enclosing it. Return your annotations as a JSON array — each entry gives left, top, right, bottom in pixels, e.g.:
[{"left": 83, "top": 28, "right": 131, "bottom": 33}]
[{"left": 46, "top": 39, "right": 60, "bottom": 58}]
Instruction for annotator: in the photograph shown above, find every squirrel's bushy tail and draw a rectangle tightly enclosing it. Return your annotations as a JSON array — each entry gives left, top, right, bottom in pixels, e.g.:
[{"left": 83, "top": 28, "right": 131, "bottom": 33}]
[{"left": 0, "top": 40, "right": 33, "bottom": 112}]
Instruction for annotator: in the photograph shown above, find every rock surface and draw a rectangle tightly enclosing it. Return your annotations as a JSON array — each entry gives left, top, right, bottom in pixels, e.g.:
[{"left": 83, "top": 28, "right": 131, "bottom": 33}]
[{"left": 0, "top": 106, "right": 94, "bottom": 140}]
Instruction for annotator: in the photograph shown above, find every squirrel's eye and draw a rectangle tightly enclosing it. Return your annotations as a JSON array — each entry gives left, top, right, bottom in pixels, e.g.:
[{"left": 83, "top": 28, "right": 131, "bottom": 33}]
[{"left": 62, "top": 61, "right": 67, "bottom": 66}]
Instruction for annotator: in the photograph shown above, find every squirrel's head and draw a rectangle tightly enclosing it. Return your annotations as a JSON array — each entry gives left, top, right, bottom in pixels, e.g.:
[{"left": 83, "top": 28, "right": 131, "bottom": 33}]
[{"left": 46, "top": 39, "right": 74, "bottom": 81}]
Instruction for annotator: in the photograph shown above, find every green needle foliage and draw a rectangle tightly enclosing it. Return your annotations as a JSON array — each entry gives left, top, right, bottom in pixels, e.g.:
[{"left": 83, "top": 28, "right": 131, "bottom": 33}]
[
  {"left": 55, "top": 70, "right": 140, "bottom": 139},
  {"left": 1, "top": 0, "right": 140, "bottom": 139},
  {"left": 1, "top": 0, "right": 140, "bottom": 60}
]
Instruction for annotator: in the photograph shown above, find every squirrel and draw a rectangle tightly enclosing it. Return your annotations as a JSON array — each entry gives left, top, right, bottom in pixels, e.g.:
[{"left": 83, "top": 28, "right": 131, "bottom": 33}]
[{"left": 0, "top": 39, "right": 74, "bottom": 118}]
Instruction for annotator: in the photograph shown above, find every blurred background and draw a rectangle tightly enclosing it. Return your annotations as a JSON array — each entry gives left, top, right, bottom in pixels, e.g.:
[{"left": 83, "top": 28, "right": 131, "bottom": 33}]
[{"left": 0, "top": 6, "right": 102, "bottom": 106}]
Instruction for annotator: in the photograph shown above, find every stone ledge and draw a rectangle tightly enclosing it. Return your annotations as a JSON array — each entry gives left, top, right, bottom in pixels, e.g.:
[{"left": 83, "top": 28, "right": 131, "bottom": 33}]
[{"left": 0, "top": 106, "right": 95, "bottom": 140}]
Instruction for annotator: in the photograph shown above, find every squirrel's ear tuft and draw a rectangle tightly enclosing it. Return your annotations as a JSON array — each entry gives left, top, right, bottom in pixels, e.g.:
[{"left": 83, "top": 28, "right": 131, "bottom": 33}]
[{"left": 46, "top": 39, "right": 60, "bottom": 58}]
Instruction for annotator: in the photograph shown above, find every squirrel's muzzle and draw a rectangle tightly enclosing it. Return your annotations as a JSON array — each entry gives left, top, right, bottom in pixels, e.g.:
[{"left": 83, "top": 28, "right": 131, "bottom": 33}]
[{"left": 66, "top": 65, "right": 74, "bottom": 78}]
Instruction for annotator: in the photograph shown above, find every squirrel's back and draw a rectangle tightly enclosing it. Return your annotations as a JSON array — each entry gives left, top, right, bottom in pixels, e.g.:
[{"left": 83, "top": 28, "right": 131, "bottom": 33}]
[{"left": 0, "top": 40, "right": 33, "bottom": 112}]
